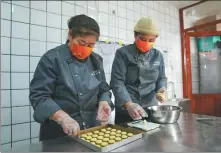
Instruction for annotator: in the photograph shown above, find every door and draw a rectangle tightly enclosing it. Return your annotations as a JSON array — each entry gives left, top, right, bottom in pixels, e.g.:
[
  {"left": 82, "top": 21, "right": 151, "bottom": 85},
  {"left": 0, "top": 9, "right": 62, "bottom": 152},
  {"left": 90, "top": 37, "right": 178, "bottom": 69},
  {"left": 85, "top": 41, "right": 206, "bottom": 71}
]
[{"left": 185, "top": 31, "right": 221, "bottom": 116}]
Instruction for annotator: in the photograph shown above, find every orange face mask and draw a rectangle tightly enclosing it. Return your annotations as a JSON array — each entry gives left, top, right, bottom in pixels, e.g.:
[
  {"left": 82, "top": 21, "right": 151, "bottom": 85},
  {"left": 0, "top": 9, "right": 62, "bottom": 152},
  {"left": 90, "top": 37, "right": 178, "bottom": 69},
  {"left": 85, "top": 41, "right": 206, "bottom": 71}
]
[
  {"left": 70, "top": 43, "right": 93, "bottom": 59},
  {"left": 135, "top": 38, "right": 155, "bottom": 53}
]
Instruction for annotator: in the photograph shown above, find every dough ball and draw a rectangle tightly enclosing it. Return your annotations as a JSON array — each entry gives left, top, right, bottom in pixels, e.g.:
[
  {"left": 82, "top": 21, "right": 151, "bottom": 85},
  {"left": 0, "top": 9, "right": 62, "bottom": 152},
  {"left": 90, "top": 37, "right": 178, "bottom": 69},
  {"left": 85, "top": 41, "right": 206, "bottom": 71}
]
[
  {"left": 104, "top": 134, "right": 110, "bottom": 138},
  {"left": 91, "top": 142, "right": 96, "bottom": 145},
  {"left": 87, "top": 132, "right": 93, "bottom": 136},
  {"left": 81, "top": 134, "right": 87, "bottom": 138},
  {"left": 105, "top": 131, "right": 111, "bottom": 134},
  {"left": 107, "top": 127, "right": 112, "bottom": 131},
  {"left": 97, "top": 136, "right": 104, "bottom": 140},
  {"left": 121, "top": 132, "right": 127, "bottom": 135},
  {"left": 115, "top": 137, "right": 122, "bottom": 141},
  {"left": 122, "top": 135, "right": 128, "bottom": 139},
  {"left": 103, "top": 138, "right": 109, "bottom": 142},
  {"left": 110, "top": 136, "right": 115, "bottom": 140},
  {"left": 96, "top": 140, "right": 102, "bottom": 145},
  {"left": 127, "top": 133, "right": 133, "bottom": 137},
  {"left": 116, "top": 133, "right": 121, "bottom": 137},
  {"left": 110, "top": 132, "right": 116, "bottom": 136},
  {"left": 108, "top": 140, "right": 115, "bottom": 144},
  {"left": 81, "top": 137, "right": 86, "bottom": 140},
  {"left": 116, "top": 130, "right": 121, "bottom": 134},
  {"left": 92, "top": 134, "right": 98, "bottom": 138},
  {"left": 101, "top": 142, "right": 108, "bottom": 147},
  {"left": 94, "top": 131, "right": 99, "bottom": 134},
  {"left": 111, "top": 129, "right": 116, "bottom": 132},
  {"left": 99, "top": 132, "right": 105, "bottom": 136},
  {"left": 86, "top": 136, "right": 92, "bottom": 140},
  {"left": 91, "top": 138, "right": 97, "bottom": 142},
  {"left": 101, "top": 129, "right": 106, "bottom": 132},
  {"left": 96, "top": 145, "right": 101, "bottom": 147}
]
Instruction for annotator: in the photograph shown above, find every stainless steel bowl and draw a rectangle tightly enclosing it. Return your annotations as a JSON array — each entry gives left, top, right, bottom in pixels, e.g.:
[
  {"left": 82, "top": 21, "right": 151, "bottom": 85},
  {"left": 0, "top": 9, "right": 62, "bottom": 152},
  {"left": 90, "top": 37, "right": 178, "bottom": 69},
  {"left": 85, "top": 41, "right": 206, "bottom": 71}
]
[{"left": 147, "top": 105, "right": 182, "bottom": 124}]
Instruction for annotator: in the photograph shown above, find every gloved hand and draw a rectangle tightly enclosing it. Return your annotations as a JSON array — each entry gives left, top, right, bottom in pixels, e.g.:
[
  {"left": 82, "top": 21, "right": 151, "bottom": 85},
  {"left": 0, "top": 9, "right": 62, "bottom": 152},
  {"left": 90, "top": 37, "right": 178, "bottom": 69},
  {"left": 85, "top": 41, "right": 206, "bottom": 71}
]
[
  {"left": 51, "top": 110, "right": 80, "bottom": 136},
  {"left": 125, "top": 102, "right": 148, "bottom": 120},
  {"left": 96, "top": 101, "right": 111, "bottom": 124},
  {"left": 156, "top": 88, "right": 166, "bottom": 103}
]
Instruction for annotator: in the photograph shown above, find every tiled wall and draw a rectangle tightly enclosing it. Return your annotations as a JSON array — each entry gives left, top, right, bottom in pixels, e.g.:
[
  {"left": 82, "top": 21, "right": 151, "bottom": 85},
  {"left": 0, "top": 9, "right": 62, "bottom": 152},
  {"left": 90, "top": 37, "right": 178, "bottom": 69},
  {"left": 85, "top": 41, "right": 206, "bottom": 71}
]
[{"left": 1, "top": 1, "right": 182, "bottom": 149}]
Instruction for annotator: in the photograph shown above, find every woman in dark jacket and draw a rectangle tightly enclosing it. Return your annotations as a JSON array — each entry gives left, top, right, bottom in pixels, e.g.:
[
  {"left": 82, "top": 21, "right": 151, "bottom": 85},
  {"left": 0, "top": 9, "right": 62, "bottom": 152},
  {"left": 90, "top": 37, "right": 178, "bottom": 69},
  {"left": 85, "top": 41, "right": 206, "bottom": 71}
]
[{"left": 29, "top": 14, "right": 114, "bottom": 141}]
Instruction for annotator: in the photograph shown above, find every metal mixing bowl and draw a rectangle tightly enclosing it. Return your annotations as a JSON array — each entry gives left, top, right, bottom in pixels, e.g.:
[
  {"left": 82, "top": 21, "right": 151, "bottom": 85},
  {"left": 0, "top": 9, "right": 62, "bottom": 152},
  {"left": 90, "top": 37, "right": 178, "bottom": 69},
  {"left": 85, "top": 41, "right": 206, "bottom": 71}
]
[{"left": 146, "top": 105, "right": 182, "bottom": 124}]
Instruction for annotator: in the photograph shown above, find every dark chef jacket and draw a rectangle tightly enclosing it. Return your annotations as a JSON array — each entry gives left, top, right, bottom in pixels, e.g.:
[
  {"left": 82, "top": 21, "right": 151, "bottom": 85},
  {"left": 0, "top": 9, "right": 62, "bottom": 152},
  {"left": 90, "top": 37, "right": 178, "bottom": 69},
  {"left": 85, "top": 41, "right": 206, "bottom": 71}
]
[
  {"left": 29, "top": 42, "right": 114, "bottom": 140},
  {"left": 110, "top": 43, "right": 166, "bottom": 123}
]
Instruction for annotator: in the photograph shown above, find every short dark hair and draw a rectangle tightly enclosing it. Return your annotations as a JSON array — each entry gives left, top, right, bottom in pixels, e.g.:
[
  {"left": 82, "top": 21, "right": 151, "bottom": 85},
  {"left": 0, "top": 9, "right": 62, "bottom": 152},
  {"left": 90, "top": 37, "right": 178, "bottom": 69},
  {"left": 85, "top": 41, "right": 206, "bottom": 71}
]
[{"left": 67, "top": 14, "right": 100, "bottom": 40}]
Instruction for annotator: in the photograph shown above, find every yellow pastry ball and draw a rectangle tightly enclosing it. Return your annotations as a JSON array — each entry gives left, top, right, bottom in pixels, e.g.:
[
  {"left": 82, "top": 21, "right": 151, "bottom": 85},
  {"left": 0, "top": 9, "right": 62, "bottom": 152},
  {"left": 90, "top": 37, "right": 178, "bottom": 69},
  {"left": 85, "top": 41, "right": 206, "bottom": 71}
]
[
  {"left": 111, "top": 129, "right": 116, "bottom": 132},
  {"left": 103, "top": 138, "right": 109, "bottom": 142},
  {"left": 108, "top": 139, "right": 115, "bottom": 144},
  {"left": 110, "top": 132, "right": 116, "bottom": 136},
  {"left": 127, "top": 133, "right": 133, "bottom": 137},
  {"left": 104, "top": 134, "right": 110, "bottom": 138},
  {"left": 86, "top": 136, "right": 92, "bottom": 140},
  {"left": 121, "top": 132, "right": 127, "bottom": 135},
  {"left": 101, "top": 142, "right": 108, "bottom": 147},
  {"left": 94, "top": 131, "right": 99, "bottom": 134},
  {"left": 107, "top": 127, "right": 112, "bottom": 131},
  {"left": 96, "top": 140, "right": 102, "bottom": 145},
  {"left": 101, "top": 129, "right": 106, "bottom": 132},
  {"left": 96, "top": 145, "right": 101, "bottom": 147},
  {"left": 110, "top": 136, "right": 115, "bottom": 140},
  {"left": 115, "top": 137, "right": 122, "bottom": 141},
  {"left": 116, "top": 133, "right": 121, "bottom": 137},
  {"left": 99, "top": 132, "right": 105, "bottom": 136},
  {"left": 81, "top": 134, "right": 87, "bottom": 138},
  {"left": 91, "top": 138, "right": 97, "bottom": 142},
  {"left": 122, "top": 135, "right": 128, "bottom": 139},
  {"left": 81, "top": 137, "right": 86, "bottom": 140},
  {"left": 116, "top": 130, "right": 121, "bottom": 134},
  {"left": 92, "top": 134, "right": 98, "bottom": 138},
  {"left": 97, "top": 136, "right": 104, "bottom": 140},
  {"left": 91, "top": 142, "right": 96, "bottom": 145},
  {"left": 105, "top": 131, "right": 111, "bottom": 134},
  {"left": 87, "top": 132, "right": 93, "bottom": 136}
]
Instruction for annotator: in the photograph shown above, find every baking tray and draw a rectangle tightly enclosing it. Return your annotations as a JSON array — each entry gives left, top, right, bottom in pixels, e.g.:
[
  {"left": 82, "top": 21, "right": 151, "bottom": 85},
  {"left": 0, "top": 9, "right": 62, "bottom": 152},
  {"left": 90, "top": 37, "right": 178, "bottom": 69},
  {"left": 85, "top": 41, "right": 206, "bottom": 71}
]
[{"left": 73, "top": 124, "right": 144, "bottom": 152}]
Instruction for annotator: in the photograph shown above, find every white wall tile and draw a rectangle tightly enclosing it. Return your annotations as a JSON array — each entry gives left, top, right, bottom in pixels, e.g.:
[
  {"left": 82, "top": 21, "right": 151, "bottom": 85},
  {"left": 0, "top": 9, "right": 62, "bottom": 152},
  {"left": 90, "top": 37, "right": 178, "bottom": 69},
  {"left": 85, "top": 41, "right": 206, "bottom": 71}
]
[
  {"left": 119, "top": 29, "right": 126, "bottom": 40},
  {"left": 47, "top": 27, "right": 61, "bottom": 43},
  {"left": 118, "top": 17, "right": 126, "bottom": 29},
  {"left": 126, "top": 19, "right": 134, "bottom": 31},
  {"left": 12, "top": 1, "right": 29, "bottom": 7},
  {"left": 31, "top": 122, "right": 40, "bottom": 138},
  {"left": 100, "top": 24, "right": 109, "bottom": 36},
  {"left": 62, "top": 16, "right": 70, "bottom": 30},
  {"left": 12, "top": 5, "right": 29, "bottom": 23},
  {"left": 99, "top": 12, "right": 108, "bottom": 25},
  {"left": 118, "top": 1, "right": 126, "bottom": 8},
  {"left": 30, "top": 40, "right": 46, "bottom": 56},
  {"left": 126, "top": 9, "right": 134, "bottom": 20},
  {"left": 12, "top": 22, "right": 29, "bottom": 39},
  {"left": 1, "top": 108, "right": 11, "bottom": 125},
  {"left": 47, "top": 13, "right": 61, "bottom": 28},
  {"left": 1, "top": 73, "right": 10, "bottom": 89},
  {"left": 108, "top": 26, "right": 116, "bottom": 38},
  {"left": 47, "top": 1, "right": 61, "bottom": 14},
  {"left": 1, "top": 2, "right": 11, "bottom": 20},
  {"left": 141, "top": 5, "right": 147, "bottom": 16},
  {"left": 62, "top": 2, "right": 75, "bottom": 16},
  {"left": 30, "top": 57, "right": 41, "bottom": 72},
  {"left": 1, "top": 55, "right": 10, "bottom": 71},
  {"left": 99, "top": 1, "right": 108, "bottom": 14},
  {"left": 62, "top": 29, "right": 68, "bottom": 44},
  {"left": 1, "top": 37, "right": 10, "bottom": 54},
  {"left": 109, "top": 3, "right": 117, "bottom": 16},
  {"left": 12, "top": 140, "right": 30, "bottom": 148},
  {"left": 30, "top": 73, "right": 34, "bottom": 83},
  {"left": 1, "top": 126, "right": 11, "bottom": 144},
  {"left": 153, "top": 1, "right": 160, "bottom": 11},
  {"left": 126, "top": 1, "right": 133, "bottom": 10},
  {"left": 12, "top": 106, "right": 30, "bottom": 124},
  {"left": 147, "top": 1, "right": 154, "bottom": 8},
  {"left": 11, "top": 56, "right": 29, "bottom": 72},
  {"left": 1, "top": 19, "right": 11, "bottom": 37},
  {"left": 88, "top": 8, "right": 98, "bottom": 21},
  {"left": 134, "top": 2, "right": 141, "bottom": 13},
  {"left": 31, "top": 106, "right": 34, "bottom": 121},
  {"left": 109, "top": 1, "right": 117, "bottom": 5},
  {"left": 31, "top": 9, "right": 46, "bottom": 26},
  {"left": 1, "top": 90, "right": 11, "bottom": 107},
  {"left": 118, "top": 6, "right": 126, "bottom": 18},
  {"left": 12, "top": 89, "right": 29, "bottom": 106},
  {"left": 75, "top": 5, "right": 87, "bottom": 15},
  {"left": 77, "top": 1, "right": 87, "bottom": 7},
  {"left": 134, "top": 12, "right": 141, "bottom": 22},
  {"left": 11, "top": 73, "right": 29, "bottom": 89},
  {"left": 31, "top": 138, "right": 39, "bottom": 143},
  {"left": 47, "top": 42, "right": 60, "bottom": 51},
  {"left": 31, "top": 1, "right": 46, "bottom": 11},
  {"left": 30, "top": 25, "right": 46, "bottom": 41},
  {"left": 11, "top": 38, "right": 29, "bottom": 55},
  {"left": 1, "top": 144, "right": 11, "bottom": 151},
  {"left": 88, "top": 1, "right": 98, "bottom": 10},
  {"left": 12, "top": 123, "right": 30, "bottom": 141}
]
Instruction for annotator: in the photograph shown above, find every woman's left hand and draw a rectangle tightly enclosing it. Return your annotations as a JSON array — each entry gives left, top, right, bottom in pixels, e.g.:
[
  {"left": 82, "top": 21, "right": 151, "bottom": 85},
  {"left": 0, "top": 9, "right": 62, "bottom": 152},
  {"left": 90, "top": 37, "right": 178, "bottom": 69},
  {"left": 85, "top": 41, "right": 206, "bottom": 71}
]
[{"left": 96, "top": 101, "right": 111, "bottom": 124}]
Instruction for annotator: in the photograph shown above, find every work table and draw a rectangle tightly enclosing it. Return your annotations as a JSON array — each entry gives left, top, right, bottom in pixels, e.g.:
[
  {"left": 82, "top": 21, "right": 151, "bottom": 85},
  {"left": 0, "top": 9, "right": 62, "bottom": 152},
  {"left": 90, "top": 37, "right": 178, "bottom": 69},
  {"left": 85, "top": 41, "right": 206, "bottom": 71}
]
[{"left": 4, "top": 113, "right": 221, "bottom": 152}]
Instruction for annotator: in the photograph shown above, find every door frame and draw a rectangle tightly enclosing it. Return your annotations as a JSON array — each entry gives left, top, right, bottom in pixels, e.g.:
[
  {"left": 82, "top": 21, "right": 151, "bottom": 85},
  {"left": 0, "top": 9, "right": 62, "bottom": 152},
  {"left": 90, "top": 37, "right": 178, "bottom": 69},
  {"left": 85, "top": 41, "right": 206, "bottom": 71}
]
[{"left": 179, "top": 1, "right": 221, "bottom": 98}]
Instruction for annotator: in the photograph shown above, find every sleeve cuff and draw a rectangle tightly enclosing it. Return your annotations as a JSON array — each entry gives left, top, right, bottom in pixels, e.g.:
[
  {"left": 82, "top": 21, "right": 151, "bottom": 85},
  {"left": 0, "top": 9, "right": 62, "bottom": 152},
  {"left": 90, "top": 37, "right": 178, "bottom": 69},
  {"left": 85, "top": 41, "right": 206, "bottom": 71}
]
[{"left": 33, "top": 98, "right": 61, "bottom": 123}]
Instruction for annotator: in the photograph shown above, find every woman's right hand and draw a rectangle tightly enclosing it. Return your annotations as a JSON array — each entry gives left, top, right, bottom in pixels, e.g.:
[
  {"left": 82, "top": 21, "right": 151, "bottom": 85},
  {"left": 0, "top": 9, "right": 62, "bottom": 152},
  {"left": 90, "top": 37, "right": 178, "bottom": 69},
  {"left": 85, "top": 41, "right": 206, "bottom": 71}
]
[
  {"left": 125, "top": 102, "right": 148, "bottom": 120},
  {"left": 59, "top": 116, "right": 80, "bottom": 136}
]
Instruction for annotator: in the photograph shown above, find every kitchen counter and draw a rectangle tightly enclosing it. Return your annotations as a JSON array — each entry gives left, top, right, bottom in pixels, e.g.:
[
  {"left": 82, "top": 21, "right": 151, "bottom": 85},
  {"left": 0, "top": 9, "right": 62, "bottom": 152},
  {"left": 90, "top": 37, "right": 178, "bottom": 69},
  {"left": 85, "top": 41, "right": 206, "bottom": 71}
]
[{"left": 4, "top": 113, "right": 221, "bottom": 152}]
